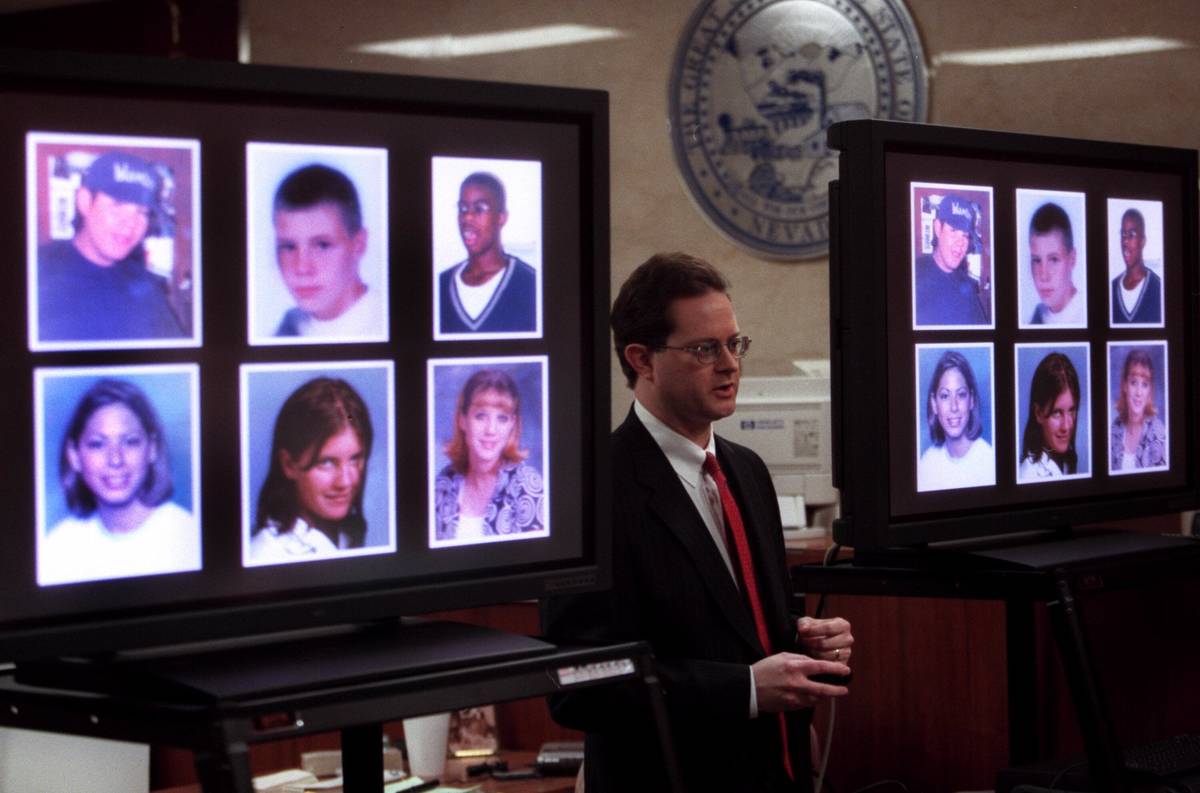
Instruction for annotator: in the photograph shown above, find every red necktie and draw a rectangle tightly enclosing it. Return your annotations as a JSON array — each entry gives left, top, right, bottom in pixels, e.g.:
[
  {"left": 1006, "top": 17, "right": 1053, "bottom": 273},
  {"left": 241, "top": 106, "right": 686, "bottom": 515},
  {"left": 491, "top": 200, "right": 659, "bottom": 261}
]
[{"left": 703, "top": 452, "right": 794, "bottom": 782}]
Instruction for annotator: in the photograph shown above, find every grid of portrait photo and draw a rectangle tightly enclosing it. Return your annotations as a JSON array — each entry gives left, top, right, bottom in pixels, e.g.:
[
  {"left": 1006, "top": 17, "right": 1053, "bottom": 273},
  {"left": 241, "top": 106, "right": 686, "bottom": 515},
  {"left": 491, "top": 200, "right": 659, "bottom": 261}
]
[
  {"left": 910, "top": 182, "right": 1170, "bottom": 495},
  {"left": 27, "top": 130, "right": 552, "bottom": 586},
  {"left": 28, "top": 130, "right": 209, "bottom": 587},
  {"left": 424, "top": 155, "right": 551, "bottom": 550}
]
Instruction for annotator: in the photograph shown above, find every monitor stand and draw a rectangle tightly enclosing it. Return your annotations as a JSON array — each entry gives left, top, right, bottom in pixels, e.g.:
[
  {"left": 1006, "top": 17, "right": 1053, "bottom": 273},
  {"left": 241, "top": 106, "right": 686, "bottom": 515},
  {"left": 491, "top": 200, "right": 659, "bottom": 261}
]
[
  {"left": 851, "top": 526, "right": 1199, "bottom": 572},
  {"left": 14, "top": 617, "right": 555, "bottom": 703},
  {"left": 810, "top": 526, "right": 1200, "bottom": 793}
]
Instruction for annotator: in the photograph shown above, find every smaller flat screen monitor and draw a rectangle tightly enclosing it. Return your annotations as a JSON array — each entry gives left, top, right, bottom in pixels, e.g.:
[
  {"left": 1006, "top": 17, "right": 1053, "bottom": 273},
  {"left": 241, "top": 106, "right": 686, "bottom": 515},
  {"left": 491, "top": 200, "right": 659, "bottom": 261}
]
[{"left": 827, "top": 119, "right": 1198, "bottom": 550}]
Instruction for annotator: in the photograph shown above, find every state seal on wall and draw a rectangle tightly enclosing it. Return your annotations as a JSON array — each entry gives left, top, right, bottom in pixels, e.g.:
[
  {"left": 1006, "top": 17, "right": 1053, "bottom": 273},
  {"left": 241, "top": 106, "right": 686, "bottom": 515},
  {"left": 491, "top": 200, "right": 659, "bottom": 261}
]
[{"left": 669, "top": 0, "right": 928, "bottom": 259}]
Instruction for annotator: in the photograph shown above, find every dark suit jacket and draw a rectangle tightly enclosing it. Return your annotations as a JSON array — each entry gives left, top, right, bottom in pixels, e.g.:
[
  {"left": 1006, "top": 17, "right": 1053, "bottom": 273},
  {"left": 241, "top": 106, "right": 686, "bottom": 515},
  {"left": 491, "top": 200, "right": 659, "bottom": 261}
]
[{"left": 543, "top": 408, "right": 812, "bottom": 793}]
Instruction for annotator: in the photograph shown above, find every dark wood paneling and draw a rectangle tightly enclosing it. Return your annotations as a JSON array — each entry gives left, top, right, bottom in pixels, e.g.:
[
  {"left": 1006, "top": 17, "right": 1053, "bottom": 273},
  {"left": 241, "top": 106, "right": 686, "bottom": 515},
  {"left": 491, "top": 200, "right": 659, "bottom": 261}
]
[{"left": 798, "top": 515, "right": 1199, "bottom": 793}]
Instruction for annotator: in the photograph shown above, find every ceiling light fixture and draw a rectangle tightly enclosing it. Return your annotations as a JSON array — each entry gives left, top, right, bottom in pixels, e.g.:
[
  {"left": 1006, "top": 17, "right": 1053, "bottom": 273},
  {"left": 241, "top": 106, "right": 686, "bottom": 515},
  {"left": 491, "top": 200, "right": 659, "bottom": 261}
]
[
  {"left": 934, "top": 36, "right": 1189, "bottom": 67},
  {"left": 355, "top": 24, "right": 627, "bottom": 59}
]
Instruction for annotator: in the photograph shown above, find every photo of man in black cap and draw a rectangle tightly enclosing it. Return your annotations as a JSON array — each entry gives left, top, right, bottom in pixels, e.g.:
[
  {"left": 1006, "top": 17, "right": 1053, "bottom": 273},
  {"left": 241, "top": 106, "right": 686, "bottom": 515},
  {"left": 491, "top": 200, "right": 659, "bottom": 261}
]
[
  {"left": 911, "top": 186, "right": 992, "bottom": 328},
  {"left": 31, "top": 138, "right": 196, "bottom": 346}
]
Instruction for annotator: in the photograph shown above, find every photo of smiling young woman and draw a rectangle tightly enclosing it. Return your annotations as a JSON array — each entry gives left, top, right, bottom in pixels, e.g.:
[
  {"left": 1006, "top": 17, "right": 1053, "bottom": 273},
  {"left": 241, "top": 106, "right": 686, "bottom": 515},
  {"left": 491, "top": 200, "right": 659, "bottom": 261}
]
[
  {"left": 915, "top": 344, "right": 996, "bottom": 492},
  {"left": 35, "top": 364, "right": 200, "bottom": 586},
  {"left": 427, "top": 357, "right": 548, "bottom": 548},
  {"left": 241, "top": 361, "right": 395, "bottom": 567},
  {"left": 1015, "top": 343, "right": 1092, "bottom": 483},
  {"left": 1108, "top": 341, "right": 1168, "bottom": 475}
]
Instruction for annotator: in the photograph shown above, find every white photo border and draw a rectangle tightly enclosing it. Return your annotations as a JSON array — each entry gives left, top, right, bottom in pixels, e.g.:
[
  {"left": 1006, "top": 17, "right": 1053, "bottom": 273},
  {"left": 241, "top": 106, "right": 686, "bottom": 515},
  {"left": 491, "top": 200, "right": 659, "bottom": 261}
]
[
  {"left": 34, "top": 362, "right": 202, "bottom": 586},
  {"left": 245, "top": 142, "right": 390, "bottom": 347},
  {"left": 909, "top": 180, "right": 996, "bottom": 331},
  {"left": 913, "top": 342, "right": 997, "bottom": 493},
  {"left": 1015, "top": 187, "right": 1088, "bottom": 330},
  {"left": 239, "top": 359, "right": 397, "bottom": 567},
  {"left": 1013, "top": 341, "right": 1093, "bottom": 484},
  {"left": 431, "top": 156, "right": 544, "bottom": 341},
  {"left": 1106, "top": 198, "right": 1165, "bottom": 329},
  {"left": 426, "top": 355, "right": 551, "bottom": 548},
  {"left": 26, "top": 131, "right": 203, "bottom": 352},
  {"left": 1106, "top": 339, "right": 1169, "bottom": 476}
]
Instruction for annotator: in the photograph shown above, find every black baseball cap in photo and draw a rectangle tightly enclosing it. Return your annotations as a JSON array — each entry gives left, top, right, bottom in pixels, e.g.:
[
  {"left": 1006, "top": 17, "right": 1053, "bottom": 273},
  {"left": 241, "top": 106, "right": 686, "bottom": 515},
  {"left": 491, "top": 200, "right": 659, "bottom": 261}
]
[
  {"left": 81, "top": 151, "right": 160, "bottom": 207},
  {"left": 935, "top": 193, "right": 975, "bottom": 233}
]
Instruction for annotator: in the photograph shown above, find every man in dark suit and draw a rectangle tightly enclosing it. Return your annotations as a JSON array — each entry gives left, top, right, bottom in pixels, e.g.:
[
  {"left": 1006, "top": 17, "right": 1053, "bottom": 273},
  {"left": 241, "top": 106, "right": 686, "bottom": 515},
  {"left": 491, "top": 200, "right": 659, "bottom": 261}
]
[{"left": 543, "top": 252, "right": 853, "bottom": 793}]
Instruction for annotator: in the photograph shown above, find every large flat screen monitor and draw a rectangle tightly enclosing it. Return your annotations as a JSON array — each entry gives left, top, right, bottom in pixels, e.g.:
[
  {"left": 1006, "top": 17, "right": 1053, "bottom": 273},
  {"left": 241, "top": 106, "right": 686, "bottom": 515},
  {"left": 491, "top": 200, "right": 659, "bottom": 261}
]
[
  {"left": 828, "top": 119, "right": 1198, "bottom": 549},
  {"left": 0, "top": 49, "right": 610, "bottom": 662}
]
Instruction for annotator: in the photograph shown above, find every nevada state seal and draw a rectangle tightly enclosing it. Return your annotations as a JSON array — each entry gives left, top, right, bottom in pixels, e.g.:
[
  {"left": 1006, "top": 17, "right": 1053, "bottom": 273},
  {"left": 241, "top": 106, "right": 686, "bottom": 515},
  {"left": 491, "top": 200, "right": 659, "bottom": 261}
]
[{"left": 669, "top": 0, "right": 928, "bottom": 259}]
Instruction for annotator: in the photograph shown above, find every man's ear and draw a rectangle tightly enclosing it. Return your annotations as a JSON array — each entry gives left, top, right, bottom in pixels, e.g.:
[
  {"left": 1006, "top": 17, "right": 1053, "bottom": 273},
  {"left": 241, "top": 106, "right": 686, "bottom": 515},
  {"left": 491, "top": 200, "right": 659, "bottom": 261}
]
[
  {"left": 351, "top": 227, "right": 368, "bottom": 260},
  {"left": 624, "top": 343, "right": 655, "bottom": 382},
  {"left": 75, "top": 187, "right": 95, "bottom": 217}
]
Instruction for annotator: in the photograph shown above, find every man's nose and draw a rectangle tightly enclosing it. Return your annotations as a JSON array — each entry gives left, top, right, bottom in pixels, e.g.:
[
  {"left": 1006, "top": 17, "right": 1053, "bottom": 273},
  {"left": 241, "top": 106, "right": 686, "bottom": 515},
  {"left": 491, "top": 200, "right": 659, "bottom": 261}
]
[{"left": 296, "top": 247, "right": 318, "bottom": 273}]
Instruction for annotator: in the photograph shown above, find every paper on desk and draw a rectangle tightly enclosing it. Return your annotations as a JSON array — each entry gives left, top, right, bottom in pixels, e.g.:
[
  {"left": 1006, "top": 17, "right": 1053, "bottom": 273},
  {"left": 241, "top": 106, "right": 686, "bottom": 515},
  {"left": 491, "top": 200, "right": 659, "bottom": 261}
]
[
  {"left": 254, "top": 768, "right": 319, "bottom": 792},
  {"left": 384, "top": 778, "right": 480, "bottom": 792},
  {"left": 282, "top": 768, "right": 407, "bottom": 792},
  {"left": 283, "top": 779, "right": 345, "bottom": 791}
]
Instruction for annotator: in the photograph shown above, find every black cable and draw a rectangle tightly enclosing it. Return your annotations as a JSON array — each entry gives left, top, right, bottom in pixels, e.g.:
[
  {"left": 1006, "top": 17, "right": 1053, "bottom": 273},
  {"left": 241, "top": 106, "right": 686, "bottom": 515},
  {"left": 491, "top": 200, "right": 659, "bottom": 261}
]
[
  {"left": 812, "top": 542, "right": 843, "bottom": 619},
  {"left": 850, "top": 779, "right": 910, "bottom": 793},
  {"left": 1047, "top": 758, "right": 1088, "bottom": 790}
]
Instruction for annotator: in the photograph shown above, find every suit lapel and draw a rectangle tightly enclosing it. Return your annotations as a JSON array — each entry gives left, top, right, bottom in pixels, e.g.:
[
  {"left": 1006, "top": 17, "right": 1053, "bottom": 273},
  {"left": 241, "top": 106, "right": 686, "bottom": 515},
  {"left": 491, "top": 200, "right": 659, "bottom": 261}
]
[{"left": 620, "top": 411, "right": 765, "bottom": 657}]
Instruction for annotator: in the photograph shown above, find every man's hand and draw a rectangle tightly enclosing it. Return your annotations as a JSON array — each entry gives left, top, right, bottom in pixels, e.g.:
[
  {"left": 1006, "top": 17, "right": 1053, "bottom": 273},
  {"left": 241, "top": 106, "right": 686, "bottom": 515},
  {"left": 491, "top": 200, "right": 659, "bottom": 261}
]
[
  {"left": 795, "top": 616, "right": 854, "bottom": 665},
  {"left": 752, "top": 652, "right": 850, "bottom": 712}
]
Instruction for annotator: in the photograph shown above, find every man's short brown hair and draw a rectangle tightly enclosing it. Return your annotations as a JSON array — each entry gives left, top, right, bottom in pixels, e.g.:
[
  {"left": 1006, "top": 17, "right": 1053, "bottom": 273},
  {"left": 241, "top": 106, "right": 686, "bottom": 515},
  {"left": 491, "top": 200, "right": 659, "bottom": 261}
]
[{"left": 610, "top": 252, "right": 729, "bottom": 387}]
